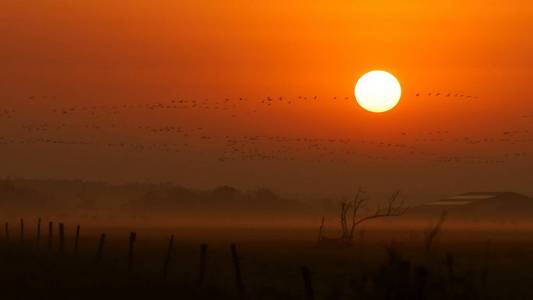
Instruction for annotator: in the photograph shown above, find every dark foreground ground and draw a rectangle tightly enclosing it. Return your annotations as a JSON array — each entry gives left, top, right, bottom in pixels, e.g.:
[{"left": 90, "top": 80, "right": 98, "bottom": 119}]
[{"left": 0, "top": 224, "right": 532, "bottom": 299}]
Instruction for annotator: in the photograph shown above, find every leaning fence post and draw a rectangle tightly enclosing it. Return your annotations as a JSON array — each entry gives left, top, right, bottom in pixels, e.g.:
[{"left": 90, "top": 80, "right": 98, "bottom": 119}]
[
  {"left": 163, "top": 234, "right": 174, "bottom": 280},
  {"left": 4, "top": 222, "right": 9, "bottom": 241},
  {"left": 73, "top": 225, "right": 80, "bottom": 255},
  {"left": 230, "top": 243, "right": 246, "bottom": 296},
  {"left": 128, "top": 232, "right": 136, "bottom": 271},
  {"left": 198, "top": 243, "right": 207, "bottom": 285},
  {"left": 20, "top": 218, "right": 24, "bottom": 244},
  {"left": 96, "top": 233, "right": 106, "bottom": 263},
  {"left": 317, "top": 216, "right": 325, "bottom": 243},
  {"left": 36, "top": 217, "right": 41, "bottom": 248},
  {"left": 58, "top": 223, "right": 65, "bottom": 254},
  {"left": 48, "top": 222, "right": 53, "bottom": 250},
  {"left": 301, "top": 266, "right": 315, "bottom": 300}
]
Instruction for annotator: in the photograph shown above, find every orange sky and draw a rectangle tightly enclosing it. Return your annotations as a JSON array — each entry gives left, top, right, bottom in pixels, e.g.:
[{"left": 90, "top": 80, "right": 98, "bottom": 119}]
[{"left": 1, "top": 1, "right": 533, "bottom": 200}]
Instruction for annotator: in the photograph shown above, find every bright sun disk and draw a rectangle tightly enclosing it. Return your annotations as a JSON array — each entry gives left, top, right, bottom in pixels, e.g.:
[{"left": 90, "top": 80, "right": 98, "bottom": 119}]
[{"left": 354, "top": 70, "right": 402, "bottom": 113}]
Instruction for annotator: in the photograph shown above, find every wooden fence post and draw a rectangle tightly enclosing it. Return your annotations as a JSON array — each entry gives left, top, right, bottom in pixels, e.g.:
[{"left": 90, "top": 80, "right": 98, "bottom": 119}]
[
  {"left": 96, "top": 233, "right": 106, "bottom": 263},
  {"left": 301, "top": 266, "right": 315, "bottom": 300},
  {"left": 36, "top": 217, "right": 41, "bottom": 248},
  {"left": 4, "top": 222, "right": 8, "bottom": 241},
  {"left": 317, "top": 216, "right": 325, "bottom": 243},
  {"left": 198, "top": 243, "right": 207, "bottom": 285},
  {"left": 20, "top": 218, "right": 24, "bottom": 244},
  {"left": 48, "top": 222, "right": 53, "bottom": 250},
  {"left": 230, "top": 243, "right": 246, "bottom": 296},
  {"left": 128, "top": 232, "right": 136, "bottom": 271},
  {"left": 58, "top": 223, "right": 65, "bottom": 254},
  {"left": 163, "top": 234, "right": 174, "bottom": 280},
  {"left": 73, "top": 225, "right": 80, "bottom": 255}
]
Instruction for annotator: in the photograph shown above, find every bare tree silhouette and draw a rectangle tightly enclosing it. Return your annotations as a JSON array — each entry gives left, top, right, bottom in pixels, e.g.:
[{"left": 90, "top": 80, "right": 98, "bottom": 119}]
[{"left": 320, "top": 188, "right": 408, "bottom": 246}]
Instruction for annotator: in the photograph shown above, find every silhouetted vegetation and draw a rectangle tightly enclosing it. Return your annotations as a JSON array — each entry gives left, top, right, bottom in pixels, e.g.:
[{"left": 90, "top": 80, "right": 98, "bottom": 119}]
[
  {"left": 0, "top": 179, "right": 314, "bottom": 223},
  {"left": 0, "top": 219, "right": 523, "bottom": 299},
  {"left": 0, "top": 180, "right": 532, "bottom": 298}
]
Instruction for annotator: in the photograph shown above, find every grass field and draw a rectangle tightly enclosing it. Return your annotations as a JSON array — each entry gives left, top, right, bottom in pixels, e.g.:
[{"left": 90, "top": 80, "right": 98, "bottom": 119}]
[{"left": 0, "top": 222, "right": 532, "bottom": 299}]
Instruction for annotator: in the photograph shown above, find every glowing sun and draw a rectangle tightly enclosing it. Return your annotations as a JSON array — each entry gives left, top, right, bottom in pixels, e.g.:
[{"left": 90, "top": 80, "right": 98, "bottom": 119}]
[{"left": 354, "top": 70, "right": 402, "bottom": 113}]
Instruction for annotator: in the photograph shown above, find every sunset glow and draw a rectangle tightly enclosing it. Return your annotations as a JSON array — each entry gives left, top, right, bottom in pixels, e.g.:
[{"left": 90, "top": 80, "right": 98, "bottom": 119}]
[
  {"left": 2, "top": 1, "right": 533, "bottom": 296},
  {"left": 1, "top": 0, "right": 533, "bottom": 195}
]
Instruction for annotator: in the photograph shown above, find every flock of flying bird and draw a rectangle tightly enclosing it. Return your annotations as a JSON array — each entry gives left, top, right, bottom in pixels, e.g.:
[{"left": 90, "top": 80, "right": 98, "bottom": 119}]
[
  {"left": 0, "top": 109, "right": 15, "bottom": 119},
  {"left": 0, "top": 93, "right": 531, "bottom": 166},
  {"left": 19, "top": 92, "right": 479, "bottom": 116},
  {"left": 415, "top": 92, "right": 478, "bottom": 99}
]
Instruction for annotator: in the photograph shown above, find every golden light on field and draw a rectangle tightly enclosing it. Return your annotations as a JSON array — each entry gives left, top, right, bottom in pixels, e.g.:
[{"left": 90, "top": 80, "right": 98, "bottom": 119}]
[{"left": 354, "top": 71, "right": 402, "bottom": 113}]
